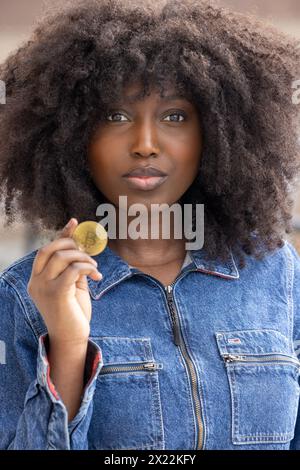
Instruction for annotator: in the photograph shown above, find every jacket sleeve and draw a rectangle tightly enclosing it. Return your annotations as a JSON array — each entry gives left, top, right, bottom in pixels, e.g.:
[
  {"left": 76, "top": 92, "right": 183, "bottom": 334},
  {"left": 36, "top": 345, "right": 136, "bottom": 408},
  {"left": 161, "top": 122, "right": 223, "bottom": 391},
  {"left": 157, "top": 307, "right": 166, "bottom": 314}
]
[
  {"left": 0, "top": 275, "right": 103, "bottom": 450},
  {"left": 286, "top": 241, "right": 300, "bottom": 450}
]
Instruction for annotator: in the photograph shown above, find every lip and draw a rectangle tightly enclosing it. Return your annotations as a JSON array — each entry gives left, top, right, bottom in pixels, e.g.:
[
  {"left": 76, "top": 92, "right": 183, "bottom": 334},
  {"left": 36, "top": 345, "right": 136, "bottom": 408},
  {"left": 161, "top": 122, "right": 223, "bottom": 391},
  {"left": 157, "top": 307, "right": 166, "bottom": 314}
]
[
  {"left": 123, "top": 166, "right": 167, "bottom": 177},
  {"left": 123, "top": 175, "right": 168, "bottom": 191}
]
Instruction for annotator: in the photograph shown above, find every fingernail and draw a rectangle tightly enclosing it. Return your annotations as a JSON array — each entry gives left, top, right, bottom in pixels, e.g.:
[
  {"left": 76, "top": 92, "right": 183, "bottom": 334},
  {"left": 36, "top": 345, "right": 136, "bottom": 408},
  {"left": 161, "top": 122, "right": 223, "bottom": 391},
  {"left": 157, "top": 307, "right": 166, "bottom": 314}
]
[{"left": 65, "top": 219, "right": 73, "bottom": 229}]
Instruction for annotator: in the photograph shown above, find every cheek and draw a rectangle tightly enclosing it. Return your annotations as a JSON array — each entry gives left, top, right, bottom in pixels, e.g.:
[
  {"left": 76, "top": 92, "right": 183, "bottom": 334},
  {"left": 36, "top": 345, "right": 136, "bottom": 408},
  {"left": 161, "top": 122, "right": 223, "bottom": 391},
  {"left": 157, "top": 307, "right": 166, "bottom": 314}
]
[
  {"left": 177, "top": 151, "right": 200, "bottom": 178},
  {"left": 172, "top": 132, "right": 202, "bottom": 168},
  {"left": 187, "top": 143, "right": 202, "bottom": 177},
  {"left": 88, "top": 145, "right": 113, "bottom": 183}
]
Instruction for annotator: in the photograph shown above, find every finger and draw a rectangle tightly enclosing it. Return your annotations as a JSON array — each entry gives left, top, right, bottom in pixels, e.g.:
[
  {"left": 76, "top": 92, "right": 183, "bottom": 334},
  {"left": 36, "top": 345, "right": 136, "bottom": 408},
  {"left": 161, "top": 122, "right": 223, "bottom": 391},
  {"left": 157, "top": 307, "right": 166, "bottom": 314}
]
[
  {"left": 57, "top": 218, "right": 78, "bottom": 240},
  {"left": 43, "top": 250, "right": 99, "bottom": 281},
  {"left": 75, "top": 276, "right": 90, "bottom": 292},
  {"left": 32, "top": 236, "right": 79, "bottom": 276},
  {"left": 54, "top": 262, "right": 102, "bottom": 290}
]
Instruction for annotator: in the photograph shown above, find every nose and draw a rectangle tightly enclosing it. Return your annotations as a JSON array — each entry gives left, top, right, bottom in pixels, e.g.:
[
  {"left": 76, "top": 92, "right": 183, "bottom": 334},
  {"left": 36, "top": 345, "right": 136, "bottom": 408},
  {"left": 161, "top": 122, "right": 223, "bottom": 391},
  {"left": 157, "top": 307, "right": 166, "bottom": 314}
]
[{"left": 130, "top": 119, "right": 160, "bottom": 158}]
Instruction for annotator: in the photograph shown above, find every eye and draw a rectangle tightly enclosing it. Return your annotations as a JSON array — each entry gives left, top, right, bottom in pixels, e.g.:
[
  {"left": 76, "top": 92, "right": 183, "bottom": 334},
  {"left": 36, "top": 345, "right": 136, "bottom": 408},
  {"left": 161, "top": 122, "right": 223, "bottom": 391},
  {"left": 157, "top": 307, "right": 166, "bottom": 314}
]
[
  {"left": 105, "top": 110, "right": 187, "bottom": 123},
  {"left": 106, "top": 112, "right": 129, "bottom": 122},
  {"left": 163, "top": 112, "right": 186, "bottom": 122}
]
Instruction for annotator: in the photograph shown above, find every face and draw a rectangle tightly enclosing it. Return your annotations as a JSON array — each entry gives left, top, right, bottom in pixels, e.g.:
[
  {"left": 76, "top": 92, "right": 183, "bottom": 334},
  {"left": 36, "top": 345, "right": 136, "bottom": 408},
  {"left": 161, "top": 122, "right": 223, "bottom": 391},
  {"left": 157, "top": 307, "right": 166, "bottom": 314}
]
[{"left": 87, "top": 81, "right": 203, "bottom": 211}]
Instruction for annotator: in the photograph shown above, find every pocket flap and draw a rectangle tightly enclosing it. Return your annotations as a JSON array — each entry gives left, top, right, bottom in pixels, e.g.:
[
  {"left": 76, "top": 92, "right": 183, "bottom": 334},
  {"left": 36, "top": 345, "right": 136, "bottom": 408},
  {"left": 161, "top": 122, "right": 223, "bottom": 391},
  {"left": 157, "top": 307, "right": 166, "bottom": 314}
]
[
  {"left": 215, "top": 329, "right": 292, "bottom": 356},
  {"left": 90, "top": 336, "right": 154, "bottom": 365}
]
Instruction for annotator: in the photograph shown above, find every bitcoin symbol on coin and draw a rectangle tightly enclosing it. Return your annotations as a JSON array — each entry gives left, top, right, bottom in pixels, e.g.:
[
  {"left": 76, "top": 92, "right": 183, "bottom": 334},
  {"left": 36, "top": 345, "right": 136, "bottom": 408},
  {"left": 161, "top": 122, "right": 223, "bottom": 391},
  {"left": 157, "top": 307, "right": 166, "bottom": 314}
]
[
  {"left": 72, "top": 221, "right": 108, "bottom": 256},
  {"left": 84, "top": 231, "right": 97, "bottom": 249}
]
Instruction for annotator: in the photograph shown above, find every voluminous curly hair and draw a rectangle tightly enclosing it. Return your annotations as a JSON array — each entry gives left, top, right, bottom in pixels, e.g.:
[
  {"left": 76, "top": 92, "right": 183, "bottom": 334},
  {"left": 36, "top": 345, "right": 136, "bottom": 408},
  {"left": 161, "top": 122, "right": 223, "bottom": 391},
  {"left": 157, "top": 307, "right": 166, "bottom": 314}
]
[{"left": 0, "top": 0, "right": 300, "bottom": 269}]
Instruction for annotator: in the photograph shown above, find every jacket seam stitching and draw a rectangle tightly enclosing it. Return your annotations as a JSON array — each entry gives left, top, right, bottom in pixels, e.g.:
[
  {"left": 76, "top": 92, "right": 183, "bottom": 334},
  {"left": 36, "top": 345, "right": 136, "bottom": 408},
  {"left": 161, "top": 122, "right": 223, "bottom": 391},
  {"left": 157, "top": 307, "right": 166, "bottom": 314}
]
[
  {"left": 1, "top": 275, "right": 39, "bottom": 344},
  {"left": 285, "top": 244, "right": 295, "bottom": 352}
]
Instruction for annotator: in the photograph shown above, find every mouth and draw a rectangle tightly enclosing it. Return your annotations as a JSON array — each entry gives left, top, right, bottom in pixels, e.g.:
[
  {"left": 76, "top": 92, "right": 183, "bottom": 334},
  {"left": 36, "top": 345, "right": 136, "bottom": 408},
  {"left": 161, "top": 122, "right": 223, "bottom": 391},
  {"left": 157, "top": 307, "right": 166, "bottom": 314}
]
[{"left": 123, "top": 175, "right": 168, "bottom": 191}]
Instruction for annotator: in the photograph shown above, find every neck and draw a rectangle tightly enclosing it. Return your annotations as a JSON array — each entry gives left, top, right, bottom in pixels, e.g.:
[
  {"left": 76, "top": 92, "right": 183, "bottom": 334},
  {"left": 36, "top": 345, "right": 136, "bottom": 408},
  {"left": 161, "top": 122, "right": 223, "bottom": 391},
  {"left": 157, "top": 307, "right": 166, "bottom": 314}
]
[
  {"left": 106, "top": 208, "right": 187, "bottom": 267},
  {"left": 108, "top": 237, "right": 187, "bottom": 267}
]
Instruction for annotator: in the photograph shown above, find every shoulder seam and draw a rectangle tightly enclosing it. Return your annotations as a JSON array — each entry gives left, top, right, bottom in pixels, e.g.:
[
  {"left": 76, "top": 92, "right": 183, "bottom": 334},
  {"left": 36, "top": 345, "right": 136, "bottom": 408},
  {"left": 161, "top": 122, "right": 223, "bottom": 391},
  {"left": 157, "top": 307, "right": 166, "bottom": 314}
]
[{"left": 0, "top": 252, "right": 37, "bottom": 279}]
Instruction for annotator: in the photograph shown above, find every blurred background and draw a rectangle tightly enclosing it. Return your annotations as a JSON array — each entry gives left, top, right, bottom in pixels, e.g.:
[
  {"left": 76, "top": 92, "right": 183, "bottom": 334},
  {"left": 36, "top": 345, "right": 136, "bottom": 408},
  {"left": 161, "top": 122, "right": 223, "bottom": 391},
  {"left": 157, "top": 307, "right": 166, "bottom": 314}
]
[{"left": 0, "top": 0, "right": 300, "bottom": 271}]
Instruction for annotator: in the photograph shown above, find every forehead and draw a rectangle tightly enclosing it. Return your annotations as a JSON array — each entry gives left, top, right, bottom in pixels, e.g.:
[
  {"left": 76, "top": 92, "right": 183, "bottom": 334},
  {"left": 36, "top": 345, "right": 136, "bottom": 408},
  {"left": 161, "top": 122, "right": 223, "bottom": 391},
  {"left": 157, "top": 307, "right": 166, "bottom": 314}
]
[{"left": 114, "top": 81, "right": 192, "bottom": 105}]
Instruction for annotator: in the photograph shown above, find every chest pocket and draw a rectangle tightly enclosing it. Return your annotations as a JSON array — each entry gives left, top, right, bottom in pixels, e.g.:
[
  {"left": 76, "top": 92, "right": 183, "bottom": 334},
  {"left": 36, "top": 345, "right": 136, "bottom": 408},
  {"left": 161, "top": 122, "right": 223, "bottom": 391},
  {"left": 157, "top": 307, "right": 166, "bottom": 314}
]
[
  {"left": 87, "top": 336, "right": 164, "bottom": 450},
  {"left": 215, "top": 329, "right": 300, "bottom": 445}
]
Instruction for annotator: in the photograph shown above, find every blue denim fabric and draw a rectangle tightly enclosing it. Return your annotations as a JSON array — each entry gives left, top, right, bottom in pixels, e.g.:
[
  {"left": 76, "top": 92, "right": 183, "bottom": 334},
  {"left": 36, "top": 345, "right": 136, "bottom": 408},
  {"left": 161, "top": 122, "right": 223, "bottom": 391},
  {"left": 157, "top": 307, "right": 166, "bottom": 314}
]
[{"left": 0, "top": 239, "right": 300, "bottom": 450}]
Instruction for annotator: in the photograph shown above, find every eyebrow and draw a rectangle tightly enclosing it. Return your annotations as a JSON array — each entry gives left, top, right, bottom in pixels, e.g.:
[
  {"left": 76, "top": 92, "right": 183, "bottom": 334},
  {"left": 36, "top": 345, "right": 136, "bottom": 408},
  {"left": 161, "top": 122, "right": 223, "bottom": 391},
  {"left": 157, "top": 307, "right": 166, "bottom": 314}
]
[{"left": 114, "top": 94, "right": 189, "bottom": 104}]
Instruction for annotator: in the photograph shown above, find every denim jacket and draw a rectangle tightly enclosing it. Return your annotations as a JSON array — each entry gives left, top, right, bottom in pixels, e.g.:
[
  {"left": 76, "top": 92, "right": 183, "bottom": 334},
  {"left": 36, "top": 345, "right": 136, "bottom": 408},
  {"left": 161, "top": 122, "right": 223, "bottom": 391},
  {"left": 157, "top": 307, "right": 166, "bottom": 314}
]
[{"left": 0, "top": 239, "right": 300, "bottom": 450}]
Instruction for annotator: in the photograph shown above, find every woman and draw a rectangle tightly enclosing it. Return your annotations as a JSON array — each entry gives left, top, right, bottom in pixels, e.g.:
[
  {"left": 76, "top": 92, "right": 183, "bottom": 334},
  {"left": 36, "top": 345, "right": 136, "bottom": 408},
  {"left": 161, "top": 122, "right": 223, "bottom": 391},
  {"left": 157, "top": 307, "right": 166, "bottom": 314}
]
[{"left": 0, "top": 0, "right": 300, "bottom": 450}]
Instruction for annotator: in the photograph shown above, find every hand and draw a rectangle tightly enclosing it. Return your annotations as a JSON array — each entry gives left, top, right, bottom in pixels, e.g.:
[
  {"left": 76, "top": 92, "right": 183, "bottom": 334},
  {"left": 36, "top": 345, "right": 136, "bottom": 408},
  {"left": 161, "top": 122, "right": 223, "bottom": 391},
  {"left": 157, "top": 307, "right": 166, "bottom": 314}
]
[{"left": 27, "top": 218, "right": 103, "bottom": 346}]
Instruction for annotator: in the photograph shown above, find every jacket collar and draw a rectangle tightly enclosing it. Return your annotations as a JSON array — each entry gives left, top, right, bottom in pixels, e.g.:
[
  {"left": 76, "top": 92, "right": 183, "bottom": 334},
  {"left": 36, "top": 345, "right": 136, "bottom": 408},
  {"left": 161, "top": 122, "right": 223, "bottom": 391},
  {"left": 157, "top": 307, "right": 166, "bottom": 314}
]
[{"left": 88, "top": 244, "right": 240, "bottom": 300}]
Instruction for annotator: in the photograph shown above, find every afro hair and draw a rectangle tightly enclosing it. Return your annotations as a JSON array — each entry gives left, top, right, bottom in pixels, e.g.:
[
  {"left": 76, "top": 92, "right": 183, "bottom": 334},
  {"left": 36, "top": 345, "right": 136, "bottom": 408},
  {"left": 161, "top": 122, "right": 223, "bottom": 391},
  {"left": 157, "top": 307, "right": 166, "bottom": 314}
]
[{"left": 0, "top": 0, "right": 300, "bottom": 269}]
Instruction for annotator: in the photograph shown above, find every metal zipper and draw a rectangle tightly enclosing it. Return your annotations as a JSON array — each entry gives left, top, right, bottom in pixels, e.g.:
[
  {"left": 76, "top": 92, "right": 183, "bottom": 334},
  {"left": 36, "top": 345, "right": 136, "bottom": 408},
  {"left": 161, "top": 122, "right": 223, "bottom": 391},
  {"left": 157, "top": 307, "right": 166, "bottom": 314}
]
[
  {"left": 165, "top": 283, "right": 204, "bottom": 450},
  {"left": 163, "top": 268, "right": 196, "bottom": 346},
  {"left": 165, "top": 285, "right": 181, "bottom": 347},
  {"left": 99, "top": 361, "right": 161, "bottom": 374},
  {"left": 223, "top": 353, "right": 300, "bottom": 367}
]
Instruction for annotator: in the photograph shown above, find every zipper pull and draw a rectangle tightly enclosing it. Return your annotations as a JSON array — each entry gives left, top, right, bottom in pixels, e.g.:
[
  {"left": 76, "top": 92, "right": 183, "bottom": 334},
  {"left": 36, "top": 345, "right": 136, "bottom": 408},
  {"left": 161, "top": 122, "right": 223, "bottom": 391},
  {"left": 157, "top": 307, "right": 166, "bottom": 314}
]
[
  {"left": 223, "top": 353, "right": 246, "bottom": 363},
  {"left": 142, "top": 362, "right": 159, "bottom": 370}
]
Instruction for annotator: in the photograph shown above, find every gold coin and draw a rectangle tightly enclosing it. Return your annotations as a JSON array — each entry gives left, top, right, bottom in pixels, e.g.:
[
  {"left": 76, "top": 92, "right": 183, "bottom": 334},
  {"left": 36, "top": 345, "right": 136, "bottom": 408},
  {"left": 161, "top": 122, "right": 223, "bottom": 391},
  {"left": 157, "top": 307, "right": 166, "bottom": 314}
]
[{"left": 72, "top": 221, "right": 108, "bottom": 256}]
